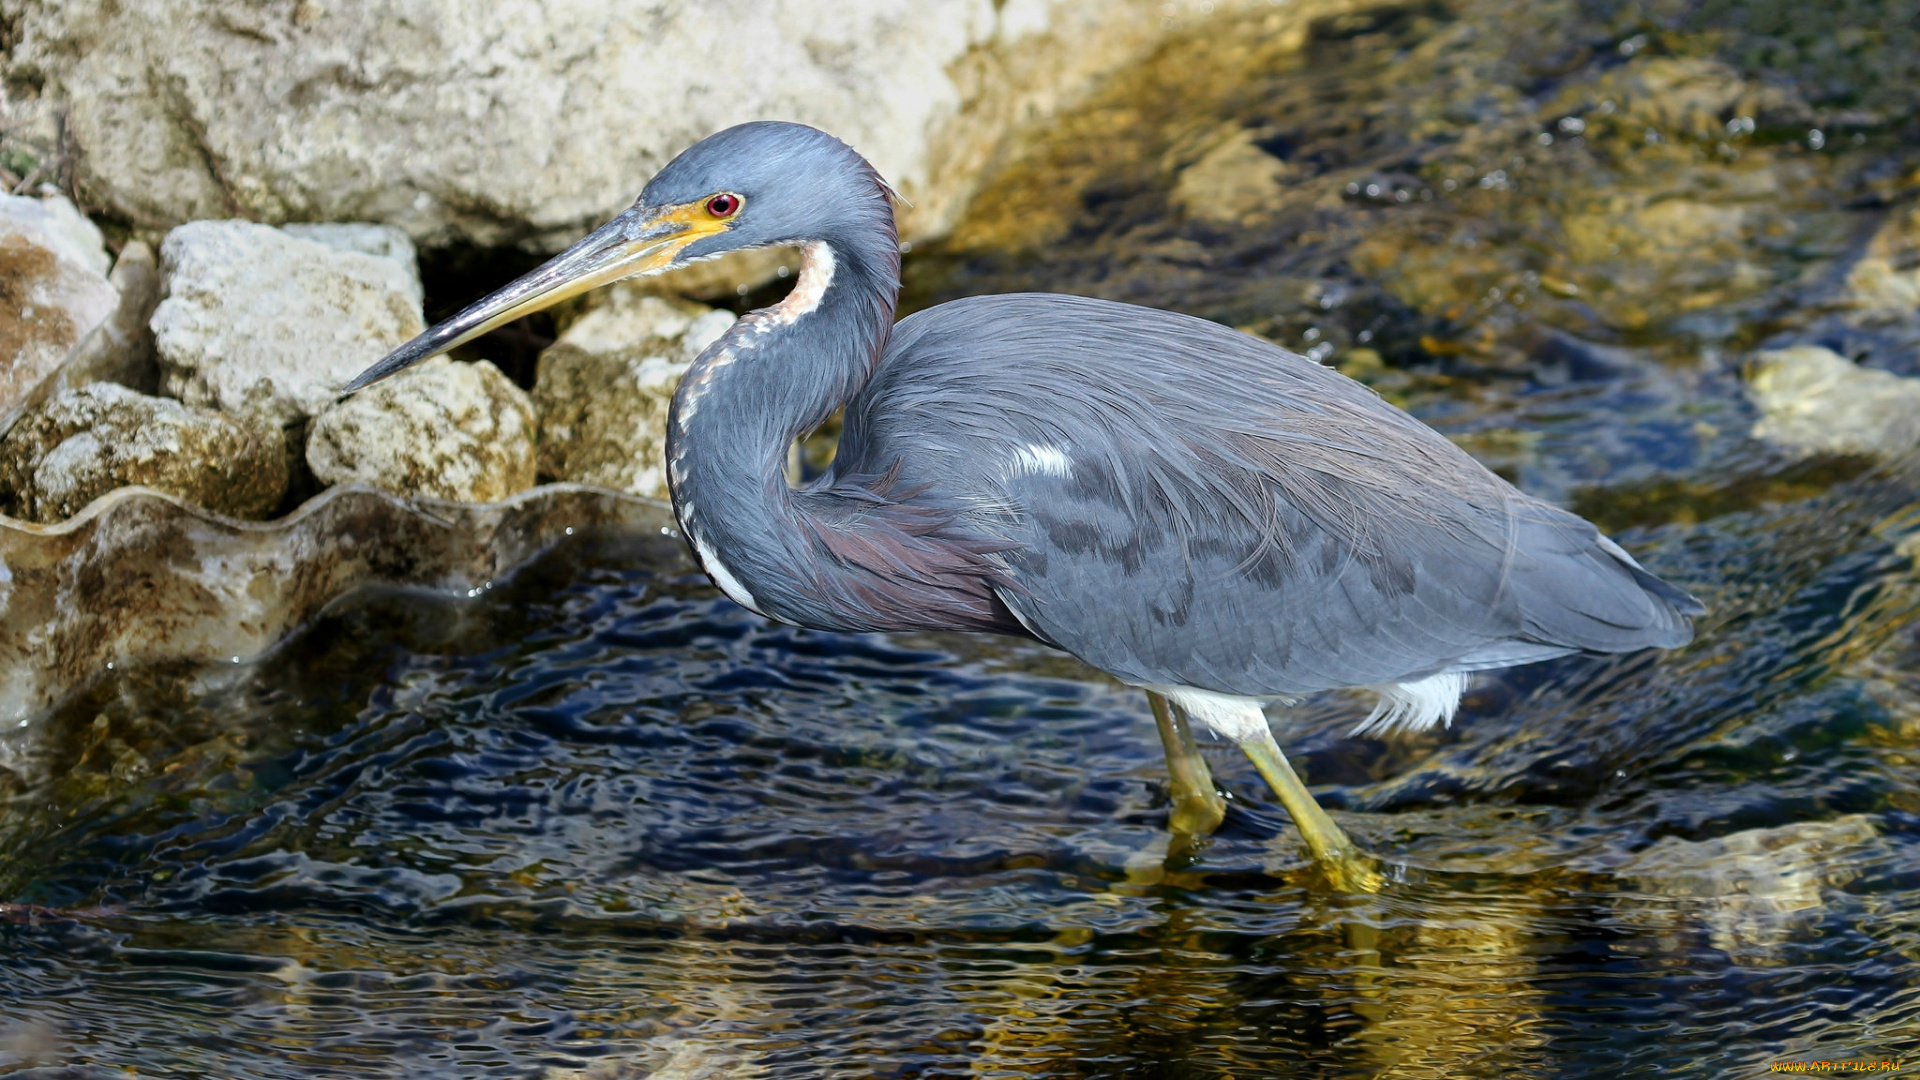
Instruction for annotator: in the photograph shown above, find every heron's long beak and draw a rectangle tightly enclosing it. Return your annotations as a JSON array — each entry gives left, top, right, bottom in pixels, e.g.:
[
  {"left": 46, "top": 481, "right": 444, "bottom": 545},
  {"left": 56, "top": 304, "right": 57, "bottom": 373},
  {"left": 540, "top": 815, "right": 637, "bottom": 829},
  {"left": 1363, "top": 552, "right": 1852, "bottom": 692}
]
[{"left": 341, "top": 202, "right": 724, "bottom": 394}]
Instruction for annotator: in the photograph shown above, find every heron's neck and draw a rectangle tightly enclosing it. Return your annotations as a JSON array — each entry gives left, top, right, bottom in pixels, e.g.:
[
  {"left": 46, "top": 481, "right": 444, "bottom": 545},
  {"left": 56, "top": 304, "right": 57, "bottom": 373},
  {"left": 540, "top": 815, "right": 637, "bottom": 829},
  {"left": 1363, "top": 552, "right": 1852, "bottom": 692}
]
[{"left": 666, "top": 238, "right": 898, "bottom": 623}]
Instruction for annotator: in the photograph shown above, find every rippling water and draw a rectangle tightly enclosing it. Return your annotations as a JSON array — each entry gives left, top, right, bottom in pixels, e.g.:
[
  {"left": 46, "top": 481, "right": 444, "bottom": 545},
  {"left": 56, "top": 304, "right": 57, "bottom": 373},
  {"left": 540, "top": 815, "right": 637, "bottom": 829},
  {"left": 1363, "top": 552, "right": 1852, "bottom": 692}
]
[
  {"left": 3, "top": 492, "right": 1917, "bottom": 1075},
  {"left": 7, "top": 0, "right": 1920, "bottom": 1074}
]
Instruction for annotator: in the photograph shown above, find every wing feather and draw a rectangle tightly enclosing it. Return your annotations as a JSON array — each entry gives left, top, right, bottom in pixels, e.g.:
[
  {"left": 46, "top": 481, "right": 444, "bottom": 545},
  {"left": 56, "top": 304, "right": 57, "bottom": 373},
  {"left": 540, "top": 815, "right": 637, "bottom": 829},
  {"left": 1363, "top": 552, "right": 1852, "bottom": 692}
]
[{"left": 838, "top": 293, "right": 1700, "bottom": 696}]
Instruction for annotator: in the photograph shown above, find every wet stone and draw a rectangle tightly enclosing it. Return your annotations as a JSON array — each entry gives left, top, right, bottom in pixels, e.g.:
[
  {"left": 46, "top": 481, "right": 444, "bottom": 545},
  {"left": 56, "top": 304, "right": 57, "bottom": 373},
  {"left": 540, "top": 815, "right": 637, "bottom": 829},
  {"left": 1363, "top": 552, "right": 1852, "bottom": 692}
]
[
  {"left": 0, "top": 381, "right": 287, "bottom": 523},
  {"left": 1844, "top": 204, "right": 1920, "bottom": 318},
  {"left": 534, "top": 290, "right": 734, "bottom": 499},
  {"left": 151, "top": 220, "right": 425, "bottom": 430},
  {"left": 1747, "top": 346, "right": 1920, "bottom": 457},
  {"left": 306, "top": 356, "right": 536, "bottom": 503},
  {"left": 1605, "top": 816, "right": 1883, "bottom": 964},
  {"left": 1170, "top": 129, "right": 1294, "bottom": 223},
  {"left": 0, "top": 194, "right": 118, "bottom": 420},
  {"left": 0, "top": 237, "right": 166, "bottom": 445},
  {"left": 1603, "top": 57, "right": 1779, "bottom": 142}
]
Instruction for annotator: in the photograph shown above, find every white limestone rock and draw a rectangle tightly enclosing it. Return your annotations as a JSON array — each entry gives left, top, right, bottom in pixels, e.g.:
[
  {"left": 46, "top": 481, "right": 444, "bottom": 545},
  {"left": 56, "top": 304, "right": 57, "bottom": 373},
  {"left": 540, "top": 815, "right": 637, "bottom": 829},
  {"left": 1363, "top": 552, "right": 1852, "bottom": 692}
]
[
  {"left": 281, "top": 222, "right": 424, "bottom": 306},
  {"left": 307, "top": 356, "right": 536, "bottom": 503},
  {"left": 1, "top": 0, "right": 1203, "bottom": 248},
  {"left": 533, "top": 290, "right": 735, "bottom": 499},
  {"left": 1747, "top": 346, "right": 1920, "bottom": 457},
  {"left": 0, "top": 193, "right": 118, "bottom": 419},
  {"left": 0, "top": 382, "right": 287, "bottom": 523},
  {"left": 1, "top": 192, "right": 108, "bottom": 277},
  {"left": 152, "top": 220, "right": 425, "bottom": 429}
]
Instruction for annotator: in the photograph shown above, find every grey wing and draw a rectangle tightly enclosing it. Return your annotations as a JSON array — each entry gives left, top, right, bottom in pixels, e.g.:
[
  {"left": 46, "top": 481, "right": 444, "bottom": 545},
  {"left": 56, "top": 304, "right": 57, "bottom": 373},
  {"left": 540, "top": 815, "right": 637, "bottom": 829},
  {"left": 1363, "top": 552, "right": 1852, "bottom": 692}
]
[{"left": 847, "top": 293, "right": 1701, "bottom": 697}]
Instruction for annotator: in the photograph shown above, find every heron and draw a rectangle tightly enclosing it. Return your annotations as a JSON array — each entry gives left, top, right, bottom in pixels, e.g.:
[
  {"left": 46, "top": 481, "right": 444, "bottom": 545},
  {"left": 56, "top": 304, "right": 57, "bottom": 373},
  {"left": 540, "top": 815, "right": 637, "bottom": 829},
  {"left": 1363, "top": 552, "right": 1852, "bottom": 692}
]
[{"left": 346, "top": 121, "right": 1702, "bottom": 890}]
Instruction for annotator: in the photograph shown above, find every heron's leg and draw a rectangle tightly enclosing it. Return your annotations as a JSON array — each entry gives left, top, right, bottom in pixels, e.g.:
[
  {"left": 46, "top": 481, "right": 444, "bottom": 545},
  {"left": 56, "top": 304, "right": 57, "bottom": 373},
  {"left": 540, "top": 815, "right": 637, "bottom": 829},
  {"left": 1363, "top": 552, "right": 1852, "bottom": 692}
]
[
  {"left": 1147, "top": 691, "right": 1227, "bottom": 837},
  {"left": 1239, "top": 728, "right": 1382, "bottom": 893}
]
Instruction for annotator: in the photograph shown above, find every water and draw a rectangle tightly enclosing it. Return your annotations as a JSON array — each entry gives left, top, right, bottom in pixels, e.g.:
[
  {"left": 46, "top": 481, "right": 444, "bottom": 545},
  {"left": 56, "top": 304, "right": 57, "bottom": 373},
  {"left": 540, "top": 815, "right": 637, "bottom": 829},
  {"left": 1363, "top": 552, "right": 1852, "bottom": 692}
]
[{"left": 7, "top": 0, "right": 1920, "bottom": 1074}]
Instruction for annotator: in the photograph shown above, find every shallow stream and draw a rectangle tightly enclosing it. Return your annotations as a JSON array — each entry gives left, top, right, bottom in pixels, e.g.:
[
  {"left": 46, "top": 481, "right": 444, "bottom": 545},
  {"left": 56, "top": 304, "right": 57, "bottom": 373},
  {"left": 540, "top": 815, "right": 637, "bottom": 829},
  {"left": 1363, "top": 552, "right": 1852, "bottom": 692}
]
[{"left": 6, "top": 0, "right": 1920, "bottom": 1075}]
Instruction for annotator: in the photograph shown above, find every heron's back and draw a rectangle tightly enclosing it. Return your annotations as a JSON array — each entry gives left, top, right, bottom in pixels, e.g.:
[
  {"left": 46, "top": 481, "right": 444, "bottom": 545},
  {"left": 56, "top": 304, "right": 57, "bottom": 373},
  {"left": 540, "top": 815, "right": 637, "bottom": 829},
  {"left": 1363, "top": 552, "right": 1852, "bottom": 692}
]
[{"left": 834, "top": 293, "right": 1700, "bottom": 699}]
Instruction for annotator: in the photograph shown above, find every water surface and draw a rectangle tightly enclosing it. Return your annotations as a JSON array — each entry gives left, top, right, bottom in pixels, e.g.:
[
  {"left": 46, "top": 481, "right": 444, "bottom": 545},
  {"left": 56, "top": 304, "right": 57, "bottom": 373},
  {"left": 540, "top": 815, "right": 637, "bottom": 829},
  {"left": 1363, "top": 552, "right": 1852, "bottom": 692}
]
[{"left": 7, "top": 0, "right": 1920, "bottom": 1074}]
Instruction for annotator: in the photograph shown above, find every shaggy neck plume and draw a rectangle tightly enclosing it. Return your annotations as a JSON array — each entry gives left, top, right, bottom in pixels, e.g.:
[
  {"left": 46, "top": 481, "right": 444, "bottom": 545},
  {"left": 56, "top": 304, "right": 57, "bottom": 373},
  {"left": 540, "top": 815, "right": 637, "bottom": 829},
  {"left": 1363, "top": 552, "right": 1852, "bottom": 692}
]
[{"left": 665, "top": 226, "right": 901, "bottom": 625}]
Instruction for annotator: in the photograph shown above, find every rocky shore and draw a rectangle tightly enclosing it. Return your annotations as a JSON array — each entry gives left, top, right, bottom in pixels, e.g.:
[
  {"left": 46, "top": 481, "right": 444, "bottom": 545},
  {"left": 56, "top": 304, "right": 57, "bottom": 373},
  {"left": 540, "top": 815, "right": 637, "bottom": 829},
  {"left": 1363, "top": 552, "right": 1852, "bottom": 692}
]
[{"left": 0, "top": 0, "right": 1914, "bottom": 722}]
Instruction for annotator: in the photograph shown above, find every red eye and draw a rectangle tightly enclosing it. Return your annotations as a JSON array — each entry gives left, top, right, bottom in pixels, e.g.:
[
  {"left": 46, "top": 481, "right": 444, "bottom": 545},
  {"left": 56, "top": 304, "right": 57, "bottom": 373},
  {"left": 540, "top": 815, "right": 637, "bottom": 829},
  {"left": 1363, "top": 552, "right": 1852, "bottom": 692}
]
[{"left": 706, "top": 193, "right": 741, "bottom": 218}]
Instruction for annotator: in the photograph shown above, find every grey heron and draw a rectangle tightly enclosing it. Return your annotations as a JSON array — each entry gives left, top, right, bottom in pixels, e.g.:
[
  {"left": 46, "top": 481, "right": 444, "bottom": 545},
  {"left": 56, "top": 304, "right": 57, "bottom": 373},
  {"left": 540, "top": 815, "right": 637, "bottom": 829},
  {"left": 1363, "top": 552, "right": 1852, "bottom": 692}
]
[{"left": 346, "top": 121, "right": 1702, "bottom": 890}]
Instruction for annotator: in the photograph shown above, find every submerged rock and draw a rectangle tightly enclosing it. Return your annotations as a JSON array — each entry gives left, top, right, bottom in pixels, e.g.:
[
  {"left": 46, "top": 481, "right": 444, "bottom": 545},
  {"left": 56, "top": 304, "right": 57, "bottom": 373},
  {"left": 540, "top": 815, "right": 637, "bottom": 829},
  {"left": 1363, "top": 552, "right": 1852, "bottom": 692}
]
[
  {"left": 1747, "top": 346, "right": 1920, "bottom": 457},
  {"left": 1844, "top": 206, "right": 1920, "bottom": 319},
  {"left": 534, "top": 292, "right": 734, "bottom": 499},
  {"left": 307, "top": 357, "right": 536, "bottom": 503},
  {"left": 0, "top": 382, "right": 286, "bottom": 523},
  {"left": 1170, "top": 130, "right": 1294, "bottom": 224},
  {"left": 152, "top": 220, "right": 424, "bottom": 429},
  {"left": 1607, "top": 815, "right": 1883, "bottom": 963},
  {"left": 0, "top": 194, "right": 118, "bottom": 419},
  {"left": 1605, "top": 57, "right": 1775, "bottom": 142}
]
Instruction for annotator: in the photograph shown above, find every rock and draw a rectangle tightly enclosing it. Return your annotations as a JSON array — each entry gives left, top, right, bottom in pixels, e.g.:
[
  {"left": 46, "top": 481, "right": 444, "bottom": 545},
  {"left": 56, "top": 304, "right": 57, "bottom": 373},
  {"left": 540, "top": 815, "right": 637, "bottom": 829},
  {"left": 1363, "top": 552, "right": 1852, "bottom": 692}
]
[
  {"left": 1845, "top": 255, "right": 1920, "bottom": 318},
  {"left": 1840, "top": 204, "right": 1920, "bottom": 322},
  {"left": 1614, "top": 815, "right": 1880, "bottom": 899},
  {"left": 0, "top": 484, "right": 670, "bottom": 731},
  {"left": 0, "top": 239, "right": 164, "bottom": 443},
  {"left": 1763, "top": 203, "right": 1920, "bottom": 379},
  {"left": 533, "top": 291, "right": 734, "bottom": 499},
  {"left": 0, "top": 192, "right": 108, "bottom": 277},
  {"left": 1170, "top": 130, "right": 1293, "bottom": 223},
  {"left": 3, "top": 0, "right": 1193, "bottom": 248},
  {"left": 152, "top": 220, "right": 425, "bottom": 429},
  {"left": 1747, "top": 346, "right": 1920, "bottom": 457},
  {"left": 0, "top": 193, "right": 118, "bottom": 420},
  {"left": 87, "top": 241, "right": 165, "bottom": 394},
  {"left": 1606, "top": 816, "right": 1882, "bottom": 962},
  {"left": 1561, "top": 198, "right": 1749, "bottom": 266},
  {"left": 641, "top": 1037, "right": 768, "bottom": 1076},
  {"left": 1609, "top": 57, "right": 1758, "bottom": 142},
  {"left": 0, "top": 382, "right": 287, "bottom": 523},
  {"left": 280, "top": 222, "right": 424, "bottom": 306},
  {"left": 552, "top": 289, "right": 737, "bottom": 361},
  {"left": 307, "top": 357, "right": 536, "bottom": 503}
]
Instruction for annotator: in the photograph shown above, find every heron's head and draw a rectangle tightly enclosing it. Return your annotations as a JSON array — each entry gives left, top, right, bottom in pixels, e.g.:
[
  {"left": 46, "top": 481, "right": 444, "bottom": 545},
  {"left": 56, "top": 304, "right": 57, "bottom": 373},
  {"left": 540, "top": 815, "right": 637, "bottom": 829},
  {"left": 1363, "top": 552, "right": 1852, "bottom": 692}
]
[{"left": 343, "top": 121, "right": 896, "bottom": 393}]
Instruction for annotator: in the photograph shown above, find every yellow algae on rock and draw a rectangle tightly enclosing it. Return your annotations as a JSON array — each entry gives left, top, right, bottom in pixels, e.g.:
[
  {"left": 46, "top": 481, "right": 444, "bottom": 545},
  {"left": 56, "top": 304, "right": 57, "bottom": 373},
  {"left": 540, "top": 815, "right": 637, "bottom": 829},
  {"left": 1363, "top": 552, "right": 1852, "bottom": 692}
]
[
  {"left": 0, "top": 382, "right": 287, "bottom": 523},
  {"left": 306, "top": 356, "right": 535, "bottom": 504}
]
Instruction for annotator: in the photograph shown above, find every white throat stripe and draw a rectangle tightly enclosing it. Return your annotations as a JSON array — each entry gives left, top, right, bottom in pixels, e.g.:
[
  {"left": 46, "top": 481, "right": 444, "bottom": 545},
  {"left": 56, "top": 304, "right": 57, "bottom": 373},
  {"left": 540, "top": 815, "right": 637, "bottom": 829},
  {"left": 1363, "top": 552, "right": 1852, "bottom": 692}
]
[{"left": 759, "top": 241, "right": 835, "bottom": 329}]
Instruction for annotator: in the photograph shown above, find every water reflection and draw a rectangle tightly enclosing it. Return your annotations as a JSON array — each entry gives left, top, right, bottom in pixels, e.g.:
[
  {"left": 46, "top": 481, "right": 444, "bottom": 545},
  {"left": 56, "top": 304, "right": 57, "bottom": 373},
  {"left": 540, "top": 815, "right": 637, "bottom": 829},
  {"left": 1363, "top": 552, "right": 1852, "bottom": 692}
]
[{"left": 0, "top": 512, "right": 1914, "bottom": 1074}]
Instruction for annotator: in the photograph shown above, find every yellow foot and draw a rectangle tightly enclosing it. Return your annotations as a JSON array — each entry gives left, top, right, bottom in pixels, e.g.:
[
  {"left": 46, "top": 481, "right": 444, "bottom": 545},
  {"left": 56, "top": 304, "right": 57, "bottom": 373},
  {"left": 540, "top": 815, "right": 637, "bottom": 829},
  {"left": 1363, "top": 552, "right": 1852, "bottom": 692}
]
[
  {"left": 1314, "top": 849, "right": 1386, "bottom": 894},
  {"left": 1240, "top": 728, "right": 1384, "bottom": 893},
  {"left": 1168, "top": 790, "right": 1228, "bottom": 838},
  {"left": 1148, "top": 691, "right": 1228, "bottom": 837}
]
